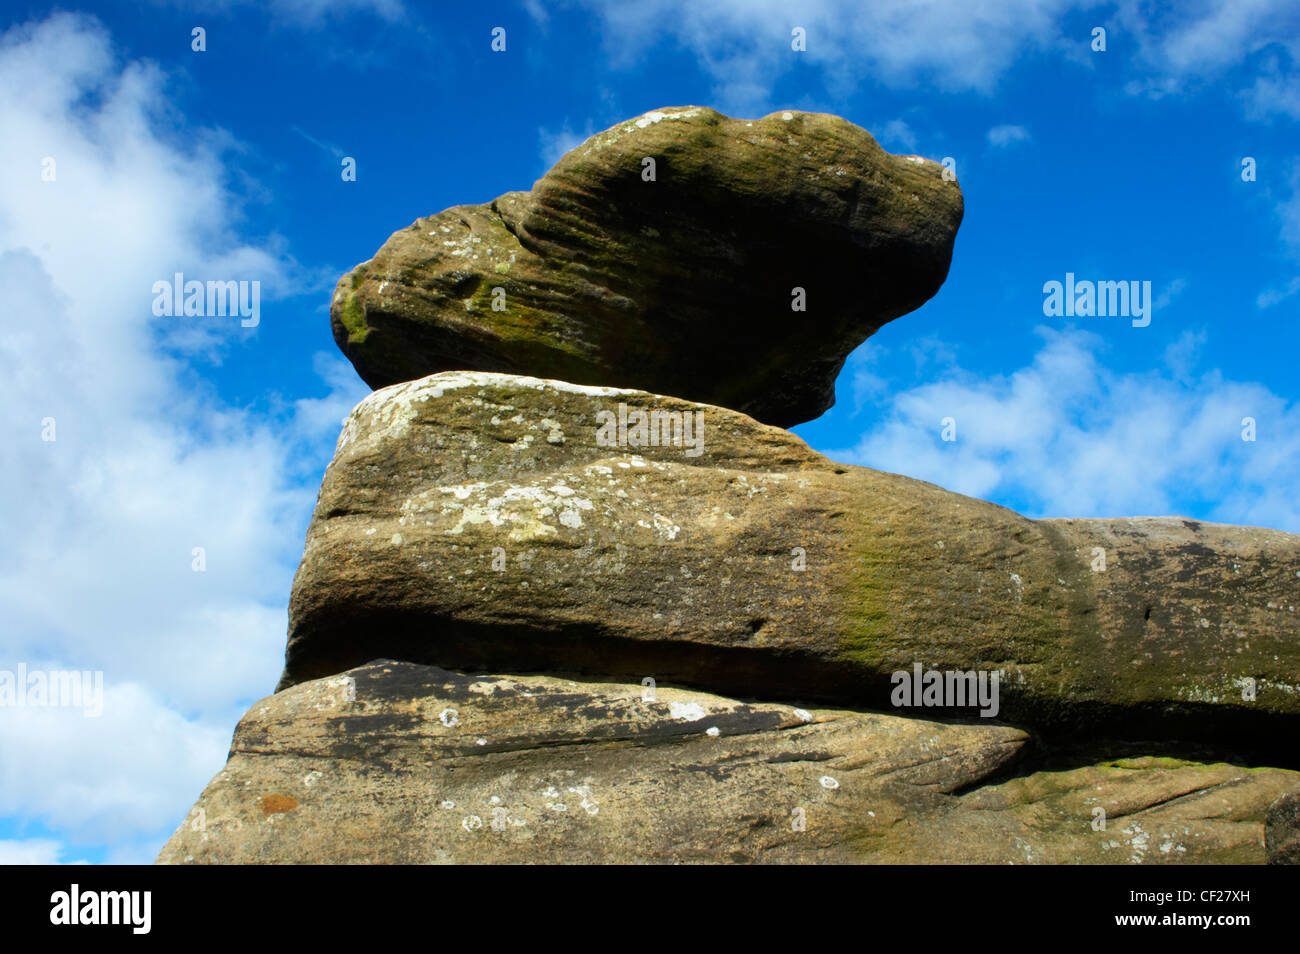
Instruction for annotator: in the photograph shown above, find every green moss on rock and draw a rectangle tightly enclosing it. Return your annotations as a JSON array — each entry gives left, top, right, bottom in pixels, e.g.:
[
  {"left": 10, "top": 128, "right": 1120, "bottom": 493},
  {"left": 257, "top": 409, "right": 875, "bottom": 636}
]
[{"left": 338, "top": 290, "right": 370, "bottom": 346}]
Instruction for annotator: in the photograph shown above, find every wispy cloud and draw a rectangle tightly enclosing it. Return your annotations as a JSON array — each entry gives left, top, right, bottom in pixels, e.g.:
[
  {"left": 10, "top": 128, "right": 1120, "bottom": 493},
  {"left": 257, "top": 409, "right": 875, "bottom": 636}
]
[
  {"left": 878, "top": 118, "right": 918, "bottom": 152},
  {"left": 1257, "top": 276, "right": 1300, "bottom": 308},
  {"left": 1255, "top": 161, "right": 1300, "bottom": 305},
  {"left": 0, "top": 839, "right": 87, "bottom": 865},
  {"left": 292, "top": 124, "right": 346, "bottom": 158},
  {"left": 1243, "top": 51, "right": 1300, "bottom": 120},
  {"left": 538, "top": 121, "right": 595, "bottom": 171},
  {"left": 987, "top": 123, "right": 1031, "bottom": 148},
  {"left": 161, "top": 0, "right": 406, "bottom": 26},
  {"left": 1153, "top": 277, "right": 1188, "bottom": 311},
  {"left": 1116, "top": 0, "right": 1300, "bottom": 115},
  {"left": 553, "top": 0, "right": 1082, "bottom": 111},
  {"left": 556, "top": 0, "right": 1300, "bottom": 119},
  {"left": 828, "top": 327, "right": 1300, "bottom": 531}
]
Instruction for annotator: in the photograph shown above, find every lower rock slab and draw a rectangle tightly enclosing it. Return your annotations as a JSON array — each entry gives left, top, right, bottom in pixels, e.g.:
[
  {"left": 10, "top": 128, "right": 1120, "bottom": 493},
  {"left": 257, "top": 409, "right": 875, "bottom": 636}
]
[{"left": 158, "top": 661, "right": 1298, "bottom": 864}]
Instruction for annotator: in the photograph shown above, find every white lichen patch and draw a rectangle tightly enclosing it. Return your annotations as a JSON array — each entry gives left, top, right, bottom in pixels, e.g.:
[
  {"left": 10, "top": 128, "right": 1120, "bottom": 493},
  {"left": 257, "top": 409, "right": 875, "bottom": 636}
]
[
  {"left": 634, "top": 107, "right": 702, "bottom": 129},
  {"left": 668, "top": 701, "right": 707, "bottom": 721},
  {"left": 311, "top": 674, "right": 356, "bottom": 709},
  {"left": 338, "top": 377, "right": 445, "bottom": 450},
  {"left": 540, "top": 418, "right": 565, "bottom": 444},
  {"left": 567, "top": 784, "right": 599, "bottom": 815},
  {"left": 360, "top": 371, "right": 642, "bottom": 431},
  {"left": 634, "top": 512, "right": 681, "bottom": 540},
  {"left": 583, "top": 107, "right": 707, "bottom": 154},
  {"left": 1122, "top": 823, "right": 1150, "bottom": 864},
  {"left": 402, "top": 467, "right": 688, "bottom": 545},
  {"left": 406, "top": 482, "right": 597, "bottom": 542}
]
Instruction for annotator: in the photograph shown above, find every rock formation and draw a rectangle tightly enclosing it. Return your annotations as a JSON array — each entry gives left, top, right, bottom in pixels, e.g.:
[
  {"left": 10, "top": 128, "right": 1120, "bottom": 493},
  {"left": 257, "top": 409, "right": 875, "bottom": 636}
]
[
  {"left": 158, "top": 661, "right": 1298, "bottom": 864},
  {"left": 329, "top": 106, "right": 962, "bottom": 427},
  {"left": 278, "top": 372, "right": 1300, "bottom": 757},
  {"left": 162, "top": 107, "right": 1299, "bottom": 865}
]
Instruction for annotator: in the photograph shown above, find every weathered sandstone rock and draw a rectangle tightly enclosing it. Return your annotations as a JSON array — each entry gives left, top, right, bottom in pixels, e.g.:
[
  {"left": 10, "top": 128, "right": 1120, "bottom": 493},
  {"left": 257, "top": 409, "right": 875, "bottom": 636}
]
[
  {"left": 330, "top": 106, "right": 962, "bottom": 427},
  {"left": 277, "top": 372, "right": 1300, "bottom": 754},
  {"left": 159, "top": 662, "right": 1296, "bottom": 864},
  {"left": 1266, "top": 787, "right": 1300, "bottom": 863}
]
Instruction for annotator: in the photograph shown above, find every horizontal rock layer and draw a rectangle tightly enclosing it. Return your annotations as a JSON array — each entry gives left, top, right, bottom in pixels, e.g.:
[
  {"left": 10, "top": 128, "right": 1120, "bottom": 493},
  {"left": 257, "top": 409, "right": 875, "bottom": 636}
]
[
  {"left": 160, "top": 662, "right": 1298, "bottom": 864},
  {"left": 279, "top": 372, "right": 1300, "bottom": 754},
  {"left": 330, "top": 106, "right": 962, "bottom": 427}
]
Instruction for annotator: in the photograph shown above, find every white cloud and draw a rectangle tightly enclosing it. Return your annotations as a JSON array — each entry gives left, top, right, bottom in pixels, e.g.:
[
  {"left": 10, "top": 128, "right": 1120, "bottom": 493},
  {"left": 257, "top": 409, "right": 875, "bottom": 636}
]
[
  {"left": 1162, "top": 328, "right": 1206, "bottom": 383},
  {"left": 878, "top": 119, "right": 918, "bottom": 152},
  {"left": 0, "top": 13, "right": 362, "bottom": 856},
  {"left": 0, "top": 839, "right": 87, "bottom": 865},
  {"left": 1118, "top": 0, "right": 1298, "bottom": 78},
  {"left": 1277, "top": 163, "right": 1300, "bottom": 252},
  {"left": 0, "top": 680, "right": 233, "bottom": 846},
  {"left": 987, "top": 124, "right": 1031, "bottom": 148},
  {"left": 538, "top": 121, "right": 597, "bottom": 171},
  {"left": 1257, "top": 275, "right": 1300, "bottom": 308},
  {"left": 1115, "top": 1, "right": 1300, "bottom": 115},
  {"left": 1153, "top": 277, "right": 1188, "bottom": 311},
  {"left": 266, "top": 0, "right": 403, "bottom": 19},
  {"left": 293, "top": 351, "right": 370, "bottom": 441},
  {"left": 556, "top": 0, "right": 1082, "bottom": 111},
  {"left": 828, "top": 328, "right": 1300, "bottom": 531},
  {"left": 162, "top": 0, "right": 405, "bottom": 25},
  {"left": 1255, "top": 163, "right": 1300, "bottom": 305},
  {"left": 1244, "top": 53, "right": 1300, "bottom": 120},
  {"left": 292, "top": 124, "right": 346, "bottom": 158},
  {"left": 557, "top": 0, "right": 1300, "bottom": 119}
]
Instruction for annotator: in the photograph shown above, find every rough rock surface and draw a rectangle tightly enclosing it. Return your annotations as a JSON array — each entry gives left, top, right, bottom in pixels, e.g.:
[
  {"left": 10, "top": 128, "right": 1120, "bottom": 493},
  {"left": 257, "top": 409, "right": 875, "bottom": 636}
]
[
  {"left": 159, "top": 662, "right": 1296, "bottom": 864},
  {"left": 278, "top": 371, "right": 1300, "bottom": 753},
  {"left": 330, "top": 106, "right": 962, "bottom": 427},
  {"left": 1266, "top": 788, "right": 1300, "bottom": 863}
]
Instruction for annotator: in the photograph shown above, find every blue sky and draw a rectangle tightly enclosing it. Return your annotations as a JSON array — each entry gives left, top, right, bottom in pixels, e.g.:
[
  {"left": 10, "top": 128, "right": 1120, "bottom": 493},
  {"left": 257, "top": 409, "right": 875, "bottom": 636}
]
[{"left": 0, "top": 0, "right": 1297, "bottom": 863}]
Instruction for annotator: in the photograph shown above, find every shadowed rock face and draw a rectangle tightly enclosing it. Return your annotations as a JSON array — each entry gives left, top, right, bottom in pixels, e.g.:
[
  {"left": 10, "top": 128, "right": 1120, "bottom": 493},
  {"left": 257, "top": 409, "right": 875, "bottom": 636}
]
[
  {"left": 329, "top": 106, "right": 963, "bottom": 428},
  {"left": 158, "top": 662, "right": 1297, "bottom": 864},
  {"left": 1267, "top": 789, "right": 1300, "bottom": 863},
  {"left": 278, "top": 372, "right": 1300, "bottom": 755}
]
